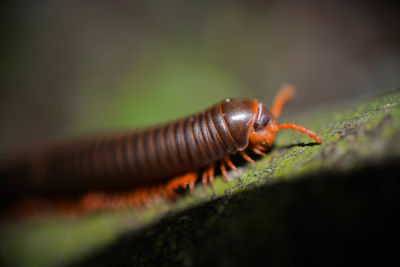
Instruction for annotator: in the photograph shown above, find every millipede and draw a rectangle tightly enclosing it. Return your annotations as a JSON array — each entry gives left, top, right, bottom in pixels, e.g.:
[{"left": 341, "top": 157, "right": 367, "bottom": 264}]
[{"left": 0, "top": 84, "right": 322, "bottom": 216}]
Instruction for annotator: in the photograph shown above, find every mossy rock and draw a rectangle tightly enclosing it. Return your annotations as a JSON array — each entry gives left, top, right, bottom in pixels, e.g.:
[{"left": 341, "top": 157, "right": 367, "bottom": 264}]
[{"left": 1, "top": 90, "right": 400, "bottom": 267}]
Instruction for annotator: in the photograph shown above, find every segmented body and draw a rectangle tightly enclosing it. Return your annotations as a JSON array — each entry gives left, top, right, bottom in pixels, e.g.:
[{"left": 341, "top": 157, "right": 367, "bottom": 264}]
[
  {"left": 1, "top": 100, "right": 256, "bottom": 198},
  {"left": 0, "top": 85, "right": 322, "bottom": 214}
]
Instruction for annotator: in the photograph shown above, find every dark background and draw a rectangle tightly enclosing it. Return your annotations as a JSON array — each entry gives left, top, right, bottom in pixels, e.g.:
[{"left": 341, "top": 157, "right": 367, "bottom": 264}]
[{"left": 1, "top": 0, "right": 400, "bottom": 154}]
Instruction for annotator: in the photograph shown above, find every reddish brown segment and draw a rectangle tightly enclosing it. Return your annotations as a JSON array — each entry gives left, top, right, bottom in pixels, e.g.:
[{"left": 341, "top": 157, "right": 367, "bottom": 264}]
[
  {"left": 0, "top": 99, "right": 258, "bottom": 201},
  {"left": 0, "top": 85, "right": 323, "bottom": 213}
]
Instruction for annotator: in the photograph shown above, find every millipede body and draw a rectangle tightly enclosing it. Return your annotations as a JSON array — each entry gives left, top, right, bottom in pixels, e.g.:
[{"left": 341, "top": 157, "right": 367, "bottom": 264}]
[{"left": 0, "top": 85, "right": 322, "bottom": 214}]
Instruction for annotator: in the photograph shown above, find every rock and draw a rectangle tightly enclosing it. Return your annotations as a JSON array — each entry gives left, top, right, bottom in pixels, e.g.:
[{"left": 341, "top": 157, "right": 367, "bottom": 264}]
[{"left": 1, "top": 89, "right": 400, "bottom": 267}]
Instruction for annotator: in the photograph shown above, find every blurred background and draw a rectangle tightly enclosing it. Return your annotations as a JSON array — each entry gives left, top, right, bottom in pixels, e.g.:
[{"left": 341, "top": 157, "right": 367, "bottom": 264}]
[{"left": 1, "top": 0, "right": 399, "bottom": 155}]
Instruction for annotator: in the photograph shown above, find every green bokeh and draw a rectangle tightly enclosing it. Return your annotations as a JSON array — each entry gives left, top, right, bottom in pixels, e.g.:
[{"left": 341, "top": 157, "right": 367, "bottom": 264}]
[{"left": 72, "top": 50, "right": 242, "bottom": 133}]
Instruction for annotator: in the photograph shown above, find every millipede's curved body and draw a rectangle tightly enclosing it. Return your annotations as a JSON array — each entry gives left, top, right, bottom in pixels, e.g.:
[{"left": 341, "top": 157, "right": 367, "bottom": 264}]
[{"left": 0, "top": 85, "right": 322, "bottom": 214}]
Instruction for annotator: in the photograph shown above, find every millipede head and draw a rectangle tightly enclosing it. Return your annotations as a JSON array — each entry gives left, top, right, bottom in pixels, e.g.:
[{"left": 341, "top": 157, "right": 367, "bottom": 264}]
[
  {"left": 249, "top": 102, "right": 278, "bottom": 147},
  {"left": 249, "top": 86, "right": 322, "bottom": 148}
]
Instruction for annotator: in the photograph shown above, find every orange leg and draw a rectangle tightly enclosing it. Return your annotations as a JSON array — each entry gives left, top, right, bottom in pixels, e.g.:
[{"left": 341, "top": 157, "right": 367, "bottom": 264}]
[
  {"left": 202, "top": 170, "right": 208, "bottom": 187},
  {"left": 127, "top": 191, "right": 136, "bottom": 207},
  {"left": 13, "top": 172, "right": 202, "bottom": 216},
  {"left": 133, "top": 188, "right": 146, "bottom": 206},
  {"left": 202, "top": 165, "right": 215, "bottom": 187},
  {"left": 255, "top": 144, "right": 267, "bottom": 151},
  {"left": 155, "top": 185, "right": 167, "bottom": 203},
  {"left": 224, "top": 156, "right": 239, "bottom": 174},
  {"left": 143, "top": 187, "right": 158, "bottom": 207},
  {"left": 144, "top": 187, "right": 157, "bottom": 206},
  {"left": 160, "top": 185, "right": 177, "bottom": 200},
  {"left": 187, "top": 178, "right": 195, "bottom": 193},
  {"left": 134, "top": 184, "right": 168, "bottom": 206},
  {"left": 110, "top": 194, "right": 123, "bottom": 209},
  {"left": 250, "top": 143, "right": 266, "bottom": 156},
  {"left": 277, "top": 123, "right": 322, "bottom": 144},
  {"left": 140, "top": 188, "right": 151, "bottom": 207},
  {"left": 220, "top": 162, "right": 228, "bottom": 181},
  {"left": 166, "top": 172, "right": 198, "bottom": 193},
  {"left": 240, "top": 151, "right": 255, "bottom": 164},
  {"left": 208, "top": 166, "right": 215, "bottom": 187},
  {"left": 81, "top": 192, "right": 107, "bottom": 212},
  {"left": 271, "top": 84, "right": 296, "bottom": 118},
  {"left": 82, "top": 172, "right": 198, "bottom": 211}
]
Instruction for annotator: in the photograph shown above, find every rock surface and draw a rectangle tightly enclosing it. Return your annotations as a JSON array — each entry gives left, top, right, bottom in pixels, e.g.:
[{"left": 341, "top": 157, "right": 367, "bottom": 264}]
[{"left": 1, "top": 89, "right": 399, "bottom": 267}]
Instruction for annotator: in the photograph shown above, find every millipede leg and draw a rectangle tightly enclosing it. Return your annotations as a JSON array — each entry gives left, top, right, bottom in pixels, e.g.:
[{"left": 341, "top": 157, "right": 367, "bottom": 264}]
[
  {"left": 220, "top": 162, "right": 228, "bottom": 181},
  {"left": 106, "top": 195, "right": 116, "bottom": 209},
  {"left": 201, "top": 166, "right": 215, "bottom": 188},
  {"left": 224, "top": 156, "right": 239, "bottom": 174},
  {"left": 151, "top": 189, "right": 163, "bottom": 205},
  {"left": 166, "top": 172, "right": 198, "bottom": 193},
  {"left": 250, "top": 144, "right": 266, "bottom": 156},
  {"left": 81, "top": 192, "right": 107, "bottom": 212},
  {"left": 133, "top": 188, "right": 145, "bottom": 206},
  {"left": 145, "top": 187, "right": 158, "bottom": 206},
  {"left": 143, "top": 187, "right": 160, "bottom": 207},
  {"left": 188, "top": 179, "right": 195, "bottom": 193},
  {"left": 160, "top": 185, "right": 177, "bottom": 200},
  {"left": 208, "top": 166, "right": 215, "bottom": 187},
  {"left": 111, "top": 194, "right": 124, "bottom": 209},
  {"left": 202, "top": 170, "right": 208, "bottom": 188},
  {"left": 127, "top": 191, "right": 136, "bottom": 207},
  {"left": 240, "top": 151, "right": 255, "bottom": 164},
  {"left": 139, "top": 188, "right": 150, "bottom": 207}
]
